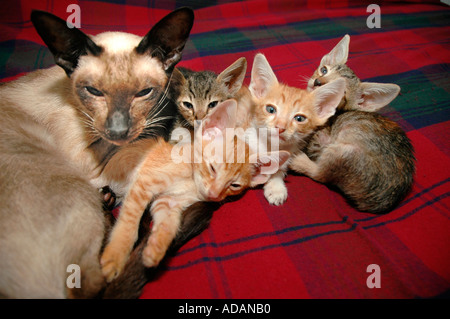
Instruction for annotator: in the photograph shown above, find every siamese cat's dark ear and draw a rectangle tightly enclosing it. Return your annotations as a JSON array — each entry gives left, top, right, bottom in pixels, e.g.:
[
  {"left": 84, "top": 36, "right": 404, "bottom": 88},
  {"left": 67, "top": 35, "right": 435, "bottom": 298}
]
[
  {"left": 31, "top": 10, "right": 102, "bottom": 77},
  {"left": 136, "top": 7, "right": 194, "bottom": 72}
]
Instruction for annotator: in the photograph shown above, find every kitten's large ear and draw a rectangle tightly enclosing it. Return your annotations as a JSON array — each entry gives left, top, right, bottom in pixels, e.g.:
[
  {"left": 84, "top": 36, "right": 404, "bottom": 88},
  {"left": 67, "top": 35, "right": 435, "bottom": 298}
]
[
  {"left": 136, "top": 7, "right": 194, "bottom": 72},
  {"left": 31, "top": 10, "right": 102, "bottom": 76},
  {"left": 249, "top": 151, "right": 290, "bottom": 187},
  {"left": 201, "top": 99, "right": 237, "bottom": 137},
  {"left": 358, "top": 82, "right": 400, "bottom": 111},
  {"left": 312, "top": 78, "right": 346, "bottom": 122},
  {"left": 249, "top": 53, "right": 278, "bottom": 99},
  {"left": 217, "top": 57, "right": 247, "bottom": 96},
  {"left": 320, "top": 34, "right": 350, "bottom": 67}
]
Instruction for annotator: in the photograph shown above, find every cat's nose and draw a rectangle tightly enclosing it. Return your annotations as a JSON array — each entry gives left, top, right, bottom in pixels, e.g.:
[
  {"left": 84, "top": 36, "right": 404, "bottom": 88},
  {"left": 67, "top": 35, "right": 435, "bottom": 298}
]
[
  {"left": 314, "top": 78, "right": 322, "bottom": 87},
  {"left": 277, "top": 128, "right": 286, "bottom": 134},
  {"left": 105, "top": 110, "right": 130, "bottom": 140},
  {"left": 207, "top": 188, "right": 222, "bottom": 201},
  {"left": 194, "top": 111, "right": 206, "bottom": 121}
]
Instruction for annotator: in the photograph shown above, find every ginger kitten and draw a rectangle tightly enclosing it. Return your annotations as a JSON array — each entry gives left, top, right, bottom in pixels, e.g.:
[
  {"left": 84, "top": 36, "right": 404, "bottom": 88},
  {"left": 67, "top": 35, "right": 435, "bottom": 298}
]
[
  {"left": 101, "top": 100, "right": 289, "bottom": 281},
  {"left": 248, "top": 53, "right": 346, "bottom": 205}
]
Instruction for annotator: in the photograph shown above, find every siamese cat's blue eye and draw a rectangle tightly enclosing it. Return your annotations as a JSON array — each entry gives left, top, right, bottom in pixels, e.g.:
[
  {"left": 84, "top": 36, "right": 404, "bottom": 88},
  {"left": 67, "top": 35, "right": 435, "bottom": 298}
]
[
  {"left": 320, "top": 66, "right": 328, "bottom": 75},
  {"left": 85, "top": 86, "right": 103, "bottom": 97},
  {"left": 135, "top": 88, "right": 153, "bottom": 98},
  {"left": 265, "top": 105, "right": 276, "bottom": 114},
  {"left": 183, "top": 101, "right": 193, "bottom": 109},
  {"left": 208, "top": 101, "right": 218, "bottom": 108},
  {"left": 294, "top": 114, "right": 307, "bottom": 123}
]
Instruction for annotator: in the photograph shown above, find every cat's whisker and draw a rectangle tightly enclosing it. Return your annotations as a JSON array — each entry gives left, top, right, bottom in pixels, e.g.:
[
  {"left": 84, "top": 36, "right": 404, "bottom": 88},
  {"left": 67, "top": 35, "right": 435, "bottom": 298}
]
[
  {"left": 145, "top": 115, "right": 174, "bottom": 127},
  {"left": 147, "top": 99, "right": 170, "bottom": 124},
  {"left": 298, "top": 74, "right": 311, "bottom": 85}
]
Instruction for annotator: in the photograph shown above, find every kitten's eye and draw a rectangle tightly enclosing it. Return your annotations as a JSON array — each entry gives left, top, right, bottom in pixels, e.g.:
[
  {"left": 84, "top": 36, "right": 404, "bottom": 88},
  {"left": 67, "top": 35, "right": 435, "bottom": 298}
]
[
  {"left": 85, "top": 86, "right": 104, "bottom": 97},
  {"left": 320, "top": 66, "right": 328, "bottom": 75},
  {"left": 135, "top": 88, "right": 153, "bottom": 98},
  {"left": 230, "top": 183, "right": 242, "bottom": 190},
  {"left": 265, "top": 105, "right": 277, "bottom": 114},
  {"left": 208, "top": 101, "right": 218, "bottom": 109},
  {"left": 294, "top": 114, "right": 307, "bottom": 123},
  {"left": 183, "top": 101, "right": 193, "bottom": 109}
]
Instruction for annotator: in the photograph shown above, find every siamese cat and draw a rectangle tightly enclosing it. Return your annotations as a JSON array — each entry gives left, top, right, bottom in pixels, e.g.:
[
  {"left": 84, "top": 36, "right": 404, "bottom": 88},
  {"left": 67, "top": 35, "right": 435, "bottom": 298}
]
[{"left": 0, "top": 8, "right": 194, "bottom": 298}]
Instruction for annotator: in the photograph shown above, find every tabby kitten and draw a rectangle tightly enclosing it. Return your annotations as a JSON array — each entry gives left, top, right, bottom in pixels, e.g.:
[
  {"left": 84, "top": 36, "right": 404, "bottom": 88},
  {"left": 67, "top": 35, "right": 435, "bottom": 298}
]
[
  {"left": 174, "top": 57, "right": 247, "bottom": 129},
  {"left": 308, "top": 34, "right": 400, "bottom": 112},
  {"left": 290, "top": 35, "right": 415, "bottom": 213},
  {"left": 101, "top": 99, "right": 289, "bottom": 281},
  {"left": 248, "top": 53, "right": 347, "bottom": 206}
]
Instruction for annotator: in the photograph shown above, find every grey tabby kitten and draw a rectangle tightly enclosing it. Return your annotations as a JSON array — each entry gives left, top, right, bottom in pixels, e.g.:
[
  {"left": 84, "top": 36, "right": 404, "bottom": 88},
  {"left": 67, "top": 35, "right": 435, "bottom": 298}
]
[
  {"left": 174, "top": 57, "right": 247, "bottom": 129},
  {"left": 308, "top": 34, "right": 400, "bottom": 112},
  {"left": 290, "top": 35, "right": 415, "bottom": 213}
]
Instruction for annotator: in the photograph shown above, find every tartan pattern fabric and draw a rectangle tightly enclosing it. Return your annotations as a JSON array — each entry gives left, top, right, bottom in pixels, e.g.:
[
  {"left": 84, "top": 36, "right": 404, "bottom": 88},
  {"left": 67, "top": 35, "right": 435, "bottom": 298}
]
[{"left": 0, "top": 0, "right": 449, "bottom": 298}]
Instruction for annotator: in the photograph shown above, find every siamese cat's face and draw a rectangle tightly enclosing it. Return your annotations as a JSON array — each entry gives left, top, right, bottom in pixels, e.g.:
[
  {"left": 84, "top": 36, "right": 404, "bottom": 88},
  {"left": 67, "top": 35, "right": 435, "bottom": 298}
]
[
  {"left": 72, "top": 32, "right": 170, "bottom": 145},
  {"left": 31, "top": 8, "right": 194, "bottom": 145}
]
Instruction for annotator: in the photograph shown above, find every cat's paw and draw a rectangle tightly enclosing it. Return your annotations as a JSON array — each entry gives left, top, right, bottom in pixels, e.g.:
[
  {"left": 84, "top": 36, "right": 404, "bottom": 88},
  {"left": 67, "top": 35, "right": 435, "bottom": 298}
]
[
  {"left": 142, "top": 224, "right": 173, "bottom": 268},
  {"left": 290, "top": 153, "right": 310, "bottom": 174},
  {"left": 99, "top": 186, "right": 116, "bottom": 212},
  {"left": 100, "top": 244, "right": 129, "bottom": 282},
  {"left": 264, "top": 180, "right": 288, "bottom": 206}
]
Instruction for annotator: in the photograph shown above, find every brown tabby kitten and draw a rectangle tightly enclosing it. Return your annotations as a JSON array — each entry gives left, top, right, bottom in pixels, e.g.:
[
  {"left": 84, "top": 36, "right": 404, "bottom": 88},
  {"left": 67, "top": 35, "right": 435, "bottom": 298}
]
[
  {"left": 100, "top": 100, "right": 290, "bottom": 281},
  {"left": 290, "top": 35, "right": 415, "bottom": 213},
  {"left": 174, "top": 57, "right": 247, "bottom": 129},
  {"left": 248, "top": 53, "right": 347, "bottom": 206},
  {"left": 307, "top": 34, "right": 400, "bottom": 112}
]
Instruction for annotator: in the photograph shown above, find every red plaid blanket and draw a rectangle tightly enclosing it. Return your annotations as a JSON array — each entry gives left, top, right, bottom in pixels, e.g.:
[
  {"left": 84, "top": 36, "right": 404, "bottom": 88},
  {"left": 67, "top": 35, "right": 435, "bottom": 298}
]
[{"left": 1, "top": 0, "right": 449, "bottom": 299}]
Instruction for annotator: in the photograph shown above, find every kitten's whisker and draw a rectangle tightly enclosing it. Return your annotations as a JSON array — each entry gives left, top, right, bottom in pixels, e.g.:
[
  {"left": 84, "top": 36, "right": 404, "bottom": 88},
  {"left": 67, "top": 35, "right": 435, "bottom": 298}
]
[{"left": 298, "top": 75, "right": 311, "bottom": 85}]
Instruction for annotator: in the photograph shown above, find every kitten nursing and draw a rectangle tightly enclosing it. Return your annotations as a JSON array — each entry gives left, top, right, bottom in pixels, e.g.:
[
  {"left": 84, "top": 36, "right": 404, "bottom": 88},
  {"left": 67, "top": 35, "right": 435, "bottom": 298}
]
[
  {"left": 290, "top": 35, "right": 415, "bottom": 213},
  {"left": 101, "top": 100, "right": 289, "bottom": 281}
]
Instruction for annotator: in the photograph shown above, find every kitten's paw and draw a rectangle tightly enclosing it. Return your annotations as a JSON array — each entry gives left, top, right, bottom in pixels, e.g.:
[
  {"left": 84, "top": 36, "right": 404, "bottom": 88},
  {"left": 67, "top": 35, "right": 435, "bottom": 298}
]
[
  {"left": 142, "top": 224, "right": 173, "bottom": 268},
  {"left": 100, "top": 244, "right": 128, "bottom": 282},
  {"left": 264, "top": 180, "right": 288, "bottom": 206},
  {"left": 142, "top": 236, "right": 166, "bottom": 268},
  {"left": 290, "top": 153, "right": 310, "bottom": 174}
]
